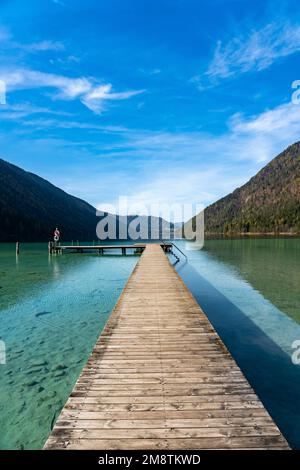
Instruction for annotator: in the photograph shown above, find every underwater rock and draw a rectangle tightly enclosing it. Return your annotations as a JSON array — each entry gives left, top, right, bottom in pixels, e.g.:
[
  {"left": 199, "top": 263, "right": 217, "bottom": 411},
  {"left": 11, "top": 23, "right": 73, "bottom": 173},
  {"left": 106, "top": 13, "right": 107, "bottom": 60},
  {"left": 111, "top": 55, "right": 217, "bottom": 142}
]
[
  {"left": 13, "top": 349, "right": 24, "bottom": 356},
  {"left": 25, "top": 380, "right": 39, "bottom": 387},
  {"left": 52, "top": 364, "right": 67, "bottom": 371},
  {"left": 26, "top": 367, "right": 44, "bottom": 375},
  {"left": 30, "top": 359, "right": 47, "bottom": 367},
  {"left": 43, "top": 392, "right": 57, "bottom": 403},
  {"left": 35, "top": 311, "right": 51, "bottom": 318},
  {"left": 54, "top": 370, "right": 66, "bottom": 378},
  {"left": 18, "top": 401, "right": 27, "bottom": 412}
]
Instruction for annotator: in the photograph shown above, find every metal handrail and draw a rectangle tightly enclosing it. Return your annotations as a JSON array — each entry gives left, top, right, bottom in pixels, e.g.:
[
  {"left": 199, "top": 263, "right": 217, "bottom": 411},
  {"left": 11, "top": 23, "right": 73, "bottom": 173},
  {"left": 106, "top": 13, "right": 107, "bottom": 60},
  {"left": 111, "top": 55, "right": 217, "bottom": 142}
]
[
  {"left": 161, "top": 239, "right": 188, "bottom": 262},
  {"left": 171, "top": 242, "right": 188, "bottom": 262},
  {"left": 160, "top": 239, "right": 167, "bottom": 250}
]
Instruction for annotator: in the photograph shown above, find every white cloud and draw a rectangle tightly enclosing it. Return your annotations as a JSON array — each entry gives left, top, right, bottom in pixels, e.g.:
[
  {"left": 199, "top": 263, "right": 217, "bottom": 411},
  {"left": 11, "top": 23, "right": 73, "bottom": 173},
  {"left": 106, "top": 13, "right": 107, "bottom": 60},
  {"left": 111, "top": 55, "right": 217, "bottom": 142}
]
[
  {"left": 0, "top": 102, "right": 72, "bottom": 119},
  {"left": 0, "top": 68, "right": 90, "bottom": 97},
  {"left": 3, "top": 80, "right": 299, "bottom": 213},
  {"left": 105, "top": 170, "right": 223, "bottom": 216},
  {"left": 0, "top": 25, "right": 65, "bottom": 53},
  {"left": 0, "top": 26, "right": 144, "bottom": 114},
  {"left": 13, "top": 97, "right": 300, "bottom": 166},
  {"left": 203, "top": 22, "right": 300, "bottom": 83},
  {"left": 18, "top": 117, "right": 129, "bottom": 133},
  {"left": 230, "top": 102, "right": 300, "bottom": 134},
  {"left": 149, "top": 68, "right": 161, "bottom": 75},
  {"left": 23, "top": 40, "right": 65, "bottom": 52},
  {"left": 0, "top": 67, "right": 145, "bottom": 113},
  {"left": 94, "top": 99, "right": 300, "bottom": 202},
  {"left": 139, "top": 68, "right": 161, "bottom": 75},
  {"left": 82, "top": 84, "right": 145, "bottom": 114}
]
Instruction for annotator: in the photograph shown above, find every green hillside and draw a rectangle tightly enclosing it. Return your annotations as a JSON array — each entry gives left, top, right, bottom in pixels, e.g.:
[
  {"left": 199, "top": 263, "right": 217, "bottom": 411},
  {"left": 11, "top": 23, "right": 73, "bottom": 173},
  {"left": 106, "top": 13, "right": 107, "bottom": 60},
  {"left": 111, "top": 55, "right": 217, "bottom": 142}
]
[
  {"left": 193, "top": 142, "right": 300, "bottom": 235},
  {"left": 0, "top": 158, "right": 173, "bottom": 242},
  {"left": 0, "top": 158, "right": 101, "bottom": 242}
]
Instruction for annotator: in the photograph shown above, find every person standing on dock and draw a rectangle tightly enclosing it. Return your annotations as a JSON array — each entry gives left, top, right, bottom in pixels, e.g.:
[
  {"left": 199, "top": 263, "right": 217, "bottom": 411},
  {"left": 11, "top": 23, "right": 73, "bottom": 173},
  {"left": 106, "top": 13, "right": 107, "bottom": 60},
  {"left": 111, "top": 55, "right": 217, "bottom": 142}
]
[{"left": 53, "top": 227, "right": 60, "bottom": 246}]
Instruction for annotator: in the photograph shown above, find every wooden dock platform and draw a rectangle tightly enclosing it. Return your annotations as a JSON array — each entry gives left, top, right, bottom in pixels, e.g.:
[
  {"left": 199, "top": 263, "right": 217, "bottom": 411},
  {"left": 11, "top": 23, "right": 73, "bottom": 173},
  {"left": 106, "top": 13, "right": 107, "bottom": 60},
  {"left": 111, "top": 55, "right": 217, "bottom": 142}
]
[
  {"left": 44, "top": 244, "right": 289, "bottom": 450},
  {"left": 49, "top": 242, "right": 172, "bottom": 255}
]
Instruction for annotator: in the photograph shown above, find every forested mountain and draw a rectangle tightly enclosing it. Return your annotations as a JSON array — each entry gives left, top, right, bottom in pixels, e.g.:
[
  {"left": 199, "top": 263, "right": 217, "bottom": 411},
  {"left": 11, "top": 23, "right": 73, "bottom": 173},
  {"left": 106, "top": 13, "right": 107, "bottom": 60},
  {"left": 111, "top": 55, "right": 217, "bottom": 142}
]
[
  {"left": 0, "top": 159, "right": 173, "bottom": 242},
  {"left": 189, "top": 142, "right": 300, "bottom": 235},
  {"left": 3, "top": 139, "right": 298, "bottom": 242},
  {"left": 0, "top": 158, "right": 101, "bottom": 241}
]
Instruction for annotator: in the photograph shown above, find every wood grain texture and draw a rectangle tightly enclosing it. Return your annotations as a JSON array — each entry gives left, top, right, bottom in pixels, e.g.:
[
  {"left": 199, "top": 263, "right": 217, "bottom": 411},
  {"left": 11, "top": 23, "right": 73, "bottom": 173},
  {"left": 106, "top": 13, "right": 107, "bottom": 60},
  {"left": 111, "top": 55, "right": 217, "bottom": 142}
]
[{"left": 44, "top": 244, "right": 289, "bottom": 450}]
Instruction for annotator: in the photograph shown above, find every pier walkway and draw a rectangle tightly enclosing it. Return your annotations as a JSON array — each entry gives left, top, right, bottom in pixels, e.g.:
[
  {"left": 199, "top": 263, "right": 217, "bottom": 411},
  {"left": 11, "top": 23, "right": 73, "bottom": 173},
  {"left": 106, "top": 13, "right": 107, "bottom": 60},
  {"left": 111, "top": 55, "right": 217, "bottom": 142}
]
[
  {"left": 48, "top": 242, "right": 172, "bottom": 255},
  {"left": 44, "top": 244, "right": 289, "bottom": 450}
]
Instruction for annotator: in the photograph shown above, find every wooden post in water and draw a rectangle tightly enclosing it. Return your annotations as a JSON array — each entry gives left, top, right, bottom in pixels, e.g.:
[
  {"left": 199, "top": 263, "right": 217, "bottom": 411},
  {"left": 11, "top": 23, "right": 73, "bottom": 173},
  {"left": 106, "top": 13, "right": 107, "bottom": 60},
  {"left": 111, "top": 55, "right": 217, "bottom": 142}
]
[{"left": 16, "top": 242, "right": 20, "bottom": 255}]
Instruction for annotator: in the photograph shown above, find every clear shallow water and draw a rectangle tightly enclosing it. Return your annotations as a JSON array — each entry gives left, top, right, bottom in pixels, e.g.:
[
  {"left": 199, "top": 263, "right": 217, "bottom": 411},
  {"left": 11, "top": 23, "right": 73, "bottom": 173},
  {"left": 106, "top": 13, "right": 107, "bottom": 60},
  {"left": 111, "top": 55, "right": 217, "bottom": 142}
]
[
  {"left": 0, "top": 243, "right": 138, "bottom": 449},
  {"left": 173, "top": 238, "right": 300, "bottom": 449},
  {"left": 0, "top": 239, "right": 300, "bottom": 449}
]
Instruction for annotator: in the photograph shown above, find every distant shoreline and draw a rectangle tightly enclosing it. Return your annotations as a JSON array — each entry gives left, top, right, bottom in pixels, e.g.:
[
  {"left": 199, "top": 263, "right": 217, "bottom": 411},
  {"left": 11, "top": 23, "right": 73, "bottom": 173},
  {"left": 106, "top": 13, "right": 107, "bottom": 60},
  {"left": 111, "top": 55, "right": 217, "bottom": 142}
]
[
  {"left": 1, "top": 233, "right": 300, "bottom": 244},
  {"left": 204, "top": 232, "right": 300, "bottom": 238}
]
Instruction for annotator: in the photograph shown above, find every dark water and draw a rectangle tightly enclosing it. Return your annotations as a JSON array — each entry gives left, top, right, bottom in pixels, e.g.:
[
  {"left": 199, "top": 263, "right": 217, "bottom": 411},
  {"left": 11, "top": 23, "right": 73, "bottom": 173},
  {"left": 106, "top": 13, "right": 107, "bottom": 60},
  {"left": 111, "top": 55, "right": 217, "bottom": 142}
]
[
  {"left": 0, "top": 239, "right": 299, "bottom": 448},
  {"left": 173, "top": 238, "right": 300, "bottom": 449}
]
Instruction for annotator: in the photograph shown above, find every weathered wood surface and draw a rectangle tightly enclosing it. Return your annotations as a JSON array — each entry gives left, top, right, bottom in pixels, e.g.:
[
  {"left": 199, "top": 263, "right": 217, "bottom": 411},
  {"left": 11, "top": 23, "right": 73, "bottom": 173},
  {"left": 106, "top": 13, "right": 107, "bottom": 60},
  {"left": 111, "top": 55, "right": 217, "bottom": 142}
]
[
  {"left": 54, "top": 243, "right": 172, "bottom": 253},
  {"left": 44, "top": 244, "right": 289, "bottom": 450}
]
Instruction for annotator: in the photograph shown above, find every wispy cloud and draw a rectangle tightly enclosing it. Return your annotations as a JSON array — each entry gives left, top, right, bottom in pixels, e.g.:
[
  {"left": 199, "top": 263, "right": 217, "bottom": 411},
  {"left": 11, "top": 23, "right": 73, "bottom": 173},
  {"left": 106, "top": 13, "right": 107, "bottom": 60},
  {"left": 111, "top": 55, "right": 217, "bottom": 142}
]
[
  {"left": 139, "top": 68, "right": 161, "bottom": 76},
  {"left": 195, "top": 21, "right": 300, "bottom": 87},
  {"left": 0, "top": 25, "right": 65, "bottom": 53},
  {"left": 229, "top": 102, "right": 300, "bottom": 134},
  {"left": 82, "top": 84, "right": 145, "bottom": 114},
  {"left": 3, "top": 95, "right": 299, "bottom": 213},
  {"left": 8, "top": 97, "right": 300, "bottom": 166},
  {"left": 87, "top": 98, "right": 300, "bottom": 213},
  {"left": 0, "top": 102, "right": 72, "bottom": 119},
  {"left": 17, "top": 117, "right": 129, "bottom": 134},
  {"left": 227, "top": 101, "right": 300, "bottom": 161},
  {"left": 23, "top": 40, "right": 65, "bottom": 52},
  {"left": 0, "top": 67, "right": 145, "bottom": 114}
]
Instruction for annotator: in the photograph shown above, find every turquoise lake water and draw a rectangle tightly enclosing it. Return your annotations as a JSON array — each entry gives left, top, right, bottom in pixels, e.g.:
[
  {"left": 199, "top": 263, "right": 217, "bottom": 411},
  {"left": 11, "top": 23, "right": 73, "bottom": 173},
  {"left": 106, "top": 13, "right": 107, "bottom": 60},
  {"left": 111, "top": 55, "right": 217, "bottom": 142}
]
[
  {"left": 0, "top": 239, "right": 300, "bottom": 449},
  {"left": 0, "top": 243, "right": 138, "bottom": 449}
]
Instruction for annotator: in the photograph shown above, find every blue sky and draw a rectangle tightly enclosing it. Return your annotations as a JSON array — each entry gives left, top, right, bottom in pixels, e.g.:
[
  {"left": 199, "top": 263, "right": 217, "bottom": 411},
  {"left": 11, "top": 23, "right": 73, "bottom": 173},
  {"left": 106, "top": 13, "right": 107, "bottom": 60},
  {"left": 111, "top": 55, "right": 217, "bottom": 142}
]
[{"left": 1, "top": 0, "right": 300, "bottom": 219}]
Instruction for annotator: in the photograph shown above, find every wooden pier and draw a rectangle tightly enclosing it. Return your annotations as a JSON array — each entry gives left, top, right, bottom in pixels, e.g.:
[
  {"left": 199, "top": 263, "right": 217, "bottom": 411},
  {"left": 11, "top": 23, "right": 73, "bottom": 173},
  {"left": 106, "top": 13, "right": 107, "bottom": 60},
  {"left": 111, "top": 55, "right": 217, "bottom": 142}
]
[
  {"left": 44, "top": 244, "right": 289, "bottom": 450},
  {"left": 48, "top": 242, "right": 172, "bottom": 255}
]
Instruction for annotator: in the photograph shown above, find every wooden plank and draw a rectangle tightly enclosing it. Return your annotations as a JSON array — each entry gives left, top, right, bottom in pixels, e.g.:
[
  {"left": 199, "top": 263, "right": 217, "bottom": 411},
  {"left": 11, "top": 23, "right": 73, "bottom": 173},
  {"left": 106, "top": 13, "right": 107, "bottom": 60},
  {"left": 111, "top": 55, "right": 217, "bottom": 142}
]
[
  {"left": 64, "top": 401, "right": 265, "bottom": 411},
  {"left": 44, "top": 244, "right": 289, "bottom": 450},
  {"left": 45, "top": 436, "right": 288, "bottom": 450},
  {"left": 60, "top": 409, "right": 268, "bottom": 419},
  {"left": 54, "top": 417, "right": 275, "bottom": 429},
  {"left": 67, "top": 394, "right": 261, "bottom": 403},
  {"left": 50, "top": 427, "right": 281, "bottom": 439}
]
